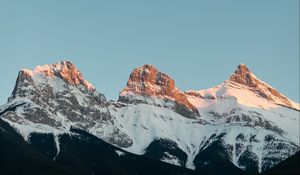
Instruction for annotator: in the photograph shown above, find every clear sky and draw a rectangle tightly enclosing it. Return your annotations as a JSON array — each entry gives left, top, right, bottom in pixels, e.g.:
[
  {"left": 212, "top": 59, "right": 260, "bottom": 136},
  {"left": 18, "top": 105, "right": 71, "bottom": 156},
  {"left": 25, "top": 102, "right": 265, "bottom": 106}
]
[{"left": 0, "top": 0, "right": 299, "bottom": 104}]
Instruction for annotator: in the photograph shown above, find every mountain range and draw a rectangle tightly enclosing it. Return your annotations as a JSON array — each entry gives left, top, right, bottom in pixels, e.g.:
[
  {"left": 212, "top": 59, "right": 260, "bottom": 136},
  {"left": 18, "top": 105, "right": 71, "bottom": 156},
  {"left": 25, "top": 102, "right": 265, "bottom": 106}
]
[{"left": 0, "top": 60, "right": 299, "bottom": 175}]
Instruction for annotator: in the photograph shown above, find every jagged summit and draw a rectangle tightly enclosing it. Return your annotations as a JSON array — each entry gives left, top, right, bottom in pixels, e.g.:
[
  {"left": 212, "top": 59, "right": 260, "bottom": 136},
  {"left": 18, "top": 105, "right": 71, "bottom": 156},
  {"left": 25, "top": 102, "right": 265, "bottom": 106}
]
[
  {"left": 229, "top": 63, "right": 299, "bottom": 110},
  {"left": 226, "top": 64, "right": 298, "bottom": 110},
  {"left": 228, "top": 63, "right": 259, "bottom": 87},
  {"left": 120, "top": 64, "right": 200, "bottom": 118},
  {"left": 185, "top": 64, "right": 299, "bottom": 110},
  {"left": 20, "top": 60, "right": 94, "bottom": 91},
  {"left": 120, "top": 64, "right": 175, "bottom": 97}
]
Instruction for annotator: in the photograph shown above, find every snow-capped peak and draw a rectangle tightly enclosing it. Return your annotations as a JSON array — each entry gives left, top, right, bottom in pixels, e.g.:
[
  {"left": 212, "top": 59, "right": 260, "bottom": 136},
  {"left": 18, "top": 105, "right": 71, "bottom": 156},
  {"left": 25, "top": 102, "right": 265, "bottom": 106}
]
[
  {"left": 21, "top": 60, "right": 95, "bottom": 91},
  {"left": 1, "top": 61, "right": 299, "bottom": 174},
  {"left": 186, "top": 64, "right": 299, "bottom": 110},
  {"left": 228, "top": 64, "right": 298, "bottom": 110}
]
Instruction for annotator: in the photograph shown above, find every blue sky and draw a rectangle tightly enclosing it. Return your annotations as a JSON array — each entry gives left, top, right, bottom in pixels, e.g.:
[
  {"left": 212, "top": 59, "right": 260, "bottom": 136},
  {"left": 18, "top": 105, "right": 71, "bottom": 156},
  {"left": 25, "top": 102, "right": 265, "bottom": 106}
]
[{"left": 0, "top": 0, "right": 299, "bottom": 104}]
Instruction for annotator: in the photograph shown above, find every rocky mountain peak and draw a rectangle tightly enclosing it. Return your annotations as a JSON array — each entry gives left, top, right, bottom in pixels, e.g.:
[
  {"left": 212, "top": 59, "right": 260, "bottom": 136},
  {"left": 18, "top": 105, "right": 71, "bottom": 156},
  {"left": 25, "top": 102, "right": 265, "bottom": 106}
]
[
  {"left": 120, "top": 64, "right": 200, "bottom": 118},
  {"left": 227, "top": 64, "right": 298, "bottom": 110},
  {"left": 229, "top": 63, "right": 259, "bottom": 87},
  {"left": 20, "top": 60, "right": 95, "bottom": 91},
  {"left": 121, "top": 64, "right": 175, "bottom": 97}
]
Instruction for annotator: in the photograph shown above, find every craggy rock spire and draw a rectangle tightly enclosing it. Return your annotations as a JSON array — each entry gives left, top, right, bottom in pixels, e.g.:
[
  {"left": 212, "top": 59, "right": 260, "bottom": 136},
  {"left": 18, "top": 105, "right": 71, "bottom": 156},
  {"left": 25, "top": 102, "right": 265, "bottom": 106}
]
[
  {"left": 120, "top": 64, "right": 200, "bottom": 118},
  {"left": 229, "top": 63, "right": 258, "bottom": 87}
]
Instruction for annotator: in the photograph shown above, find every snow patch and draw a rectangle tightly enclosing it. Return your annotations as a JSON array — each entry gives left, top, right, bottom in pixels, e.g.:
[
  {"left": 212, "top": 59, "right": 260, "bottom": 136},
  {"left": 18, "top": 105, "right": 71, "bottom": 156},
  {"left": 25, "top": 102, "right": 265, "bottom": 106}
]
[
  {"left": 161, "top": 152, "right": 181, "bottom": 166},
  {"left": 115, "top": 150, "right": 125, "bottom": 156},
  {"left": 53, "top": 134, "right": 61, "bottom": 161}
]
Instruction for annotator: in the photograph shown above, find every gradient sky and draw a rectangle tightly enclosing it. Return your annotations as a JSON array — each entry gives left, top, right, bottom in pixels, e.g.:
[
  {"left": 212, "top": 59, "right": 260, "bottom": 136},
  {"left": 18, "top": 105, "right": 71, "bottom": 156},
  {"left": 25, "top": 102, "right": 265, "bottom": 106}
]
[{"left": 0, "top": 0, "right": 299, "bottom": 104}]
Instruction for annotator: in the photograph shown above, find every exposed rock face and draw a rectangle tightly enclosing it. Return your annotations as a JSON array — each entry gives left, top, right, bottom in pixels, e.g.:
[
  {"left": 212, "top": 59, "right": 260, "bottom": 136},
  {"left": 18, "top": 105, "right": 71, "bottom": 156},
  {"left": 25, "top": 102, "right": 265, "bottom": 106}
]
[
  {"left": 121, "top": 64, "right": 176, "bottom": 97},
  {"left": 2, "top": 60, "right": 132, "bottom": 148},
  {"left": 229, "top": 64, "right": 258, "bottom": 87},
  {"left": 119, "top": 64, "right": 200, "bottom": 118},
  {"left": 228, "top": 64, "right": 295, "bottom": 109},
  {"left": 27, "top": 61, "right": 93, "bottom": 90}
]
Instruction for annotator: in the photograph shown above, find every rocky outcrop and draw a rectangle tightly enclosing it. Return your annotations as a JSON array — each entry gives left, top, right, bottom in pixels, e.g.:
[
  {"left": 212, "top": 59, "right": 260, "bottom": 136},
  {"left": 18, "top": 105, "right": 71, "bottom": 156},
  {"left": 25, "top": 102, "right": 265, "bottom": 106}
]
[
  {"left": 119, "top": 64, "right": 200, "bottom": 118},
  {"left": 229, "top": 64, "right": 258, "bottom": 88}
]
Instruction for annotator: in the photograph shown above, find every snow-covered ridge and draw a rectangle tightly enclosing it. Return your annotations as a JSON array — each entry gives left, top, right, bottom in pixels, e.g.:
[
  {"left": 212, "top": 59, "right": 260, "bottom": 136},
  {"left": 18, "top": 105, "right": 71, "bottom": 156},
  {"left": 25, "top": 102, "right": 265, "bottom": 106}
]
[
  {"left": 0, "top": 61, "right": 299, "bottom": 173},
  {"left": 115, "top": 63, "right": 299, "bottom": 172},
  {"left": 186, "top": 64, "right": 299, "bottom": 111}
]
